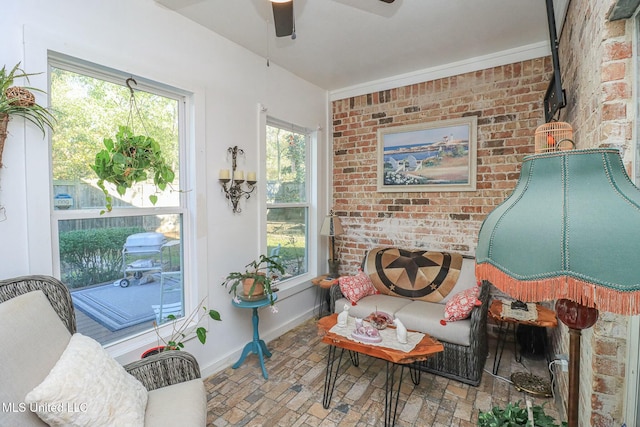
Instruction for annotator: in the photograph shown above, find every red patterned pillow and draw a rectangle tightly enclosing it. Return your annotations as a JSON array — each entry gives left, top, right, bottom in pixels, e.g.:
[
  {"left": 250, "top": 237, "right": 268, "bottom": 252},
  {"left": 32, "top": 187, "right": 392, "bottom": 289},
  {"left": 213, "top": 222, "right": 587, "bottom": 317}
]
[
  {"left": 442, "top": 285, "right": 481, "bottom": 323},
  {"left": 338, "top": 270, "right": 377, "bottom": 305}
]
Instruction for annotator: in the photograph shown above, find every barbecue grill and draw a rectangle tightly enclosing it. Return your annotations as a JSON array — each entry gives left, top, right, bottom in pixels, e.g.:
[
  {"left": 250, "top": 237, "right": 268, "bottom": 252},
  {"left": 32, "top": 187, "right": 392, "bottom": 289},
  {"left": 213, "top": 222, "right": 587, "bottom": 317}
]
[{"left": 120, "top": 232, "right": 169, "bottom": 287}]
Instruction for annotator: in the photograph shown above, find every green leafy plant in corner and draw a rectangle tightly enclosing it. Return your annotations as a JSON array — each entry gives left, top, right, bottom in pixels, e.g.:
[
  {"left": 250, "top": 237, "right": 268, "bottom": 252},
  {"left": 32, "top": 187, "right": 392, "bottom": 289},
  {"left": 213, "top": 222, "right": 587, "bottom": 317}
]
[
  {"left": 153, "top": 298, "right": 222, "bottom": 351},
  {"left": 477, "top": 401, "right": 566, "bottom": 427},
  {"left": 91, "top": 125, "right": 175, "bottom": 213}
]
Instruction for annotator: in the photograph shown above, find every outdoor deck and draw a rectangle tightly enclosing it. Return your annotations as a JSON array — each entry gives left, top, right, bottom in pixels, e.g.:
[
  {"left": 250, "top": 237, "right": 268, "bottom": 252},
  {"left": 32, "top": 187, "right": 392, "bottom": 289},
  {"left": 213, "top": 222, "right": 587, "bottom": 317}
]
[
  {"left": 70, "top": 272, "right": 181, "bottom": 346},
  {"left": 74, "top": 308, "right": 154, "bottom": 346}
]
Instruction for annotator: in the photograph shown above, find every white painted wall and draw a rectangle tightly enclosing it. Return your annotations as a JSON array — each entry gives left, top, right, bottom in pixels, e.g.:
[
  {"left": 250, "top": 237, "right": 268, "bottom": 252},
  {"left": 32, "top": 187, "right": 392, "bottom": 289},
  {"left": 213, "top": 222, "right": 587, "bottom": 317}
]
[{"left": 0, "top": 0, "right": 329, "bottom": 376}]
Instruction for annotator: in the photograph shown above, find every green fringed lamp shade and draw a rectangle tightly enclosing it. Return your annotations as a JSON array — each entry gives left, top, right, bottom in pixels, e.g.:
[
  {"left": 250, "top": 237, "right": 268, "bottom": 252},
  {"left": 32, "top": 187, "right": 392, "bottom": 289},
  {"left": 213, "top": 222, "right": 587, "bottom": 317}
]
[{"left": 476, "top": 148, "right": 640, "bottom": 316}]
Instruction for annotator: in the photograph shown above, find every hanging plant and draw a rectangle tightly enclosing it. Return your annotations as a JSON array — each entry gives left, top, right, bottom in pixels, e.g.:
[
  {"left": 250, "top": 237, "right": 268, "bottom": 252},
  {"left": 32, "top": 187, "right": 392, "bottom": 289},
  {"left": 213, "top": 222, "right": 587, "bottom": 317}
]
[
  {"left": 0, "top": 62, "right": 56, "bottom": 168},
  {"left": 90, "top": 78, "right": 175, "bottom": 214},
  {"left": 91, "top": 125, "right": 175, "bottom": 214}
]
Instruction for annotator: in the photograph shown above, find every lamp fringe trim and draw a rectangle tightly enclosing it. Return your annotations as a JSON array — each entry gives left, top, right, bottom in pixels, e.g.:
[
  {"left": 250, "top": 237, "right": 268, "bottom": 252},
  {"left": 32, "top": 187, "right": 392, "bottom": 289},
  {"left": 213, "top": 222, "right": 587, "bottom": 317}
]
[{"left": 475, "top": 263, "right": 640, "bottom": 316}]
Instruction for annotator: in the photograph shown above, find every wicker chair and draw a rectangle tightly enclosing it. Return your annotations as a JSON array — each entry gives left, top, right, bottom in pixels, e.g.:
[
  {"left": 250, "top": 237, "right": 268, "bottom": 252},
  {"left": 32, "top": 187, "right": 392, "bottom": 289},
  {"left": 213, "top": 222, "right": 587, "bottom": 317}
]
[{"left": 0, "top": 275, "right": 206, "bottom": 426}]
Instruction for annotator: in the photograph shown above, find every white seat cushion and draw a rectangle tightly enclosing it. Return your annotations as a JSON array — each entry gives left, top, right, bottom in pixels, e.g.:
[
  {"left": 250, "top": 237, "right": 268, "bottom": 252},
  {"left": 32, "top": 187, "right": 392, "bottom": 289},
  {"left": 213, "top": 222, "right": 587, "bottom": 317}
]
[
  {"left": 144, "top": 379, "right": 206, "bottom": 426},
  {"left": 395, "top": 301, "right": 472, "bottom": 346},
  {"left": 0, "top": 291, "right": 71, "bottom": 427}
]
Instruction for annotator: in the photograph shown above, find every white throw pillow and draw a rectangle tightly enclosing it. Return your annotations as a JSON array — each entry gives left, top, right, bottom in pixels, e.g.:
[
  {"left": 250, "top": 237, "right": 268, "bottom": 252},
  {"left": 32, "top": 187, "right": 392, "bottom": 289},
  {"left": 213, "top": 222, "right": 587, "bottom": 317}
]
[{"left": 24, "top": 333, "right": 148, "bottom": 427}]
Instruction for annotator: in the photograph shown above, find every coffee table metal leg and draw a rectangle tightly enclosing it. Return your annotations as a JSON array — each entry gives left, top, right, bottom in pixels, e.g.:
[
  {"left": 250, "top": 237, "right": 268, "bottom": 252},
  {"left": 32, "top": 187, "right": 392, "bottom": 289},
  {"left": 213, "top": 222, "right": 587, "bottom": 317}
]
[
  {"left": 323, "top": 345, "right": 344, "bottom": 409},
  {"left": 349, "top": 350, "right": 359, "bottom": 366},
  {"left": 384, "top": 362, "right": 405, "bottom": 427},
  {"left": 409, "top": 362, "right": 421, "bottom": 385}
]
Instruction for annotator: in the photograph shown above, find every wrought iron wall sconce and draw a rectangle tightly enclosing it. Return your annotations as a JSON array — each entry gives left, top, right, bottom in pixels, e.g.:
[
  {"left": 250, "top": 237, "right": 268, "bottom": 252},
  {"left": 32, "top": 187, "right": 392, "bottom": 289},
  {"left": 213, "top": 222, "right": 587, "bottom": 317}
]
[{"left": 219, "top": 146, "right": 257, "bottom": 213}]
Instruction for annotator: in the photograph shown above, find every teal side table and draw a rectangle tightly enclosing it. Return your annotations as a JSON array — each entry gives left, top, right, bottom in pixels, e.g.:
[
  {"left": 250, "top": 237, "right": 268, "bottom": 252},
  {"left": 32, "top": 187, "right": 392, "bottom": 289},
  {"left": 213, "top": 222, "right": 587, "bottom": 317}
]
[{"left": 231, "top": 293, "right": 277, "bottom": 379}]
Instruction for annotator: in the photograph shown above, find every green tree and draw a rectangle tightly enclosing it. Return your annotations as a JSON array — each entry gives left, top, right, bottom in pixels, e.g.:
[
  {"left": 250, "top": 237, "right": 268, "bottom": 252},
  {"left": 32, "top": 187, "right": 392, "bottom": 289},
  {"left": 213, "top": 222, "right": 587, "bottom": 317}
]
[{"left": 50, "top": 67, "right": 179, "bottom": 185}]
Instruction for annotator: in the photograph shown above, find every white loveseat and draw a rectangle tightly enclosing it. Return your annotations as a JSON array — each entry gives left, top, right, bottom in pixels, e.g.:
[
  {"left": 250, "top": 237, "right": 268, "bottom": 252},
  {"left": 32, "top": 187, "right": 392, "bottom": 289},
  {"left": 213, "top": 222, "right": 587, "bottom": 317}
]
[{"left": 331, "top": 248, "right": 489, "bottom": 386}]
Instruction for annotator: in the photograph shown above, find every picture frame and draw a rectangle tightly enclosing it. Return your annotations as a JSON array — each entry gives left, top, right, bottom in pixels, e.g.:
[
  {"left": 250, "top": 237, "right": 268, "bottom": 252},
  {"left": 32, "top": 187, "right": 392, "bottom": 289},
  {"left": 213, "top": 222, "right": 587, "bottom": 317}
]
[{"left": 377, "top": 116, "right": 477, "bottom": 192}]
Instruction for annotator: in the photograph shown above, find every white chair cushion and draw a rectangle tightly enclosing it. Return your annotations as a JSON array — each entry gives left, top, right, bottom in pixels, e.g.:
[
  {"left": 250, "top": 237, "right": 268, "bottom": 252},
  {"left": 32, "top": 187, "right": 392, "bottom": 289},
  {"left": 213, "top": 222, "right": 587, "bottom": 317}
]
[
  {"left": 25, "top": 333, "right": 148, "bottom": 427},
  {"left": 144, "top": 379, "right": 206, "bottom": 426},
  {"left": 395, "top": 301, "right": 472, "bottom": 346},
  {"left": 0, "top": 291, "right": 71, "bottom": 427}
]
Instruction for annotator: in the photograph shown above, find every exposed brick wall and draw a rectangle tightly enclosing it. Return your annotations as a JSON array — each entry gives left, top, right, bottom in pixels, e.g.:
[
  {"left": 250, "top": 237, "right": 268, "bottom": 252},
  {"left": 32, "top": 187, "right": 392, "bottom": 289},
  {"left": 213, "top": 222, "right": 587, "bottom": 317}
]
[
  {"left": 331, "top": 58, "right": 552, "bottom": 273},
  {"left": 551, "top": 1, "right": 634, "bottom": 426}
]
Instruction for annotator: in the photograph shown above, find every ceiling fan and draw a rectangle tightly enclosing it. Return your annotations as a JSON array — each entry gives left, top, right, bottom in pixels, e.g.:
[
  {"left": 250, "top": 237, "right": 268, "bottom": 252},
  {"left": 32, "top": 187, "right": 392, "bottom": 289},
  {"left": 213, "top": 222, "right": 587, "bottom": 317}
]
[{"left": 270, "top": 0, "right": 395, "bottom": 38}]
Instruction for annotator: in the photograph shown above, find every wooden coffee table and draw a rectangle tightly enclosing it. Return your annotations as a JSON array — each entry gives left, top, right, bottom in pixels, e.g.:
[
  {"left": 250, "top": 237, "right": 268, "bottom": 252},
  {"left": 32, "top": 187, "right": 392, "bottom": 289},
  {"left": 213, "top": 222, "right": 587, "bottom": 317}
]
[{"left": 317, "top": 314, "right": 443, "bottom": 427}]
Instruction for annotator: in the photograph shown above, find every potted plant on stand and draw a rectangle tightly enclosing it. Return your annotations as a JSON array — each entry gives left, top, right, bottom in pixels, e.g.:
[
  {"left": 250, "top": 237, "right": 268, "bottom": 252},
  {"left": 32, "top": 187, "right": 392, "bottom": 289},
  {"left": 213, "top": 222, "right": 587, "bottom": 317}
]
[
  {"left": 221, "top": 254, "right": 286, "bottom": 308},
  {"left": 142, "top": 298, "right": 222, "bottom": 358},
  {"left": 0, "top": 62, "right": 56, "bottom": 168}
]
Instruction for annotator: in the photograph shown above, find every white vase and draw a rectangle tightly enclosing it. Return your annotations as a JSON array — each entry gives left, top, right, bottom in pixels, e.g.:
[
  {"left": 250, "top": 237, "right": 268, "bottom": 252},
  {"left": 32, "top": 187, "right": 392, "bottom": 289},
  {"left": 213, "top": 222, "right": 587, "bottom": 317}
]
[{"left": 394, "top": 318, "right": 407, "bottom": 344}]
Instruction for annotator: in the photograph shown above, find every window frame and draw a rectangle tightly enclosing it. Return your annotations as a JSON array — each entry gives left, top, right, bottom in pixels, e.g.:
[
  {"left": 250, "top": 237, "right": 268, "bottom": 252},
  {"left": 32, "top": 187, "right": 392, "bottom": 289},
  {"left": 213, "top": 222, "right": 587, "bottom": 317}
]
[
  {"left": 263, "top": 115, "right": 316, "bottom": 290},
  {"left": 47, "top": 52, "right": 196, "bottom": 350}
]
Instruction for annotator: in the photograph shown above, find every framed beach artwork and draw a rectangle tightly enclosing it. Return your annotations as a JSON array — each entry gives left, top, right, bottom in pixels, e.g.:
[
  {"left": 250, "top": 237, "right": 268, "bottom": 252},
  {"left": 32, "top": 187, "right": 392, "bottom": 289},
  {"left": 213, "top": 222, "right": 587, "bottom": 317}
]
[{"left": 377, "top": 116, "right": 477, "bottom": 192}]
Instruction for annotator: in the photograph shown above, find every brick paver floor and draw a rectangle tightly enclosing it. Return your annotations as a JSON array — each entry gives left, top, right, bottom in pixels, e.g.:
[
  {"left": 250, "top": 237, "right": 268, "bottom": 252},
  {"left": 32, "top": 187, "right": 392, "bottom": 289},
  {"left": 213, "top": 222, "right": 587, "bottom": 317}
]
[{"left": 205, "top": 317, "right": 562, "bottom": 426}]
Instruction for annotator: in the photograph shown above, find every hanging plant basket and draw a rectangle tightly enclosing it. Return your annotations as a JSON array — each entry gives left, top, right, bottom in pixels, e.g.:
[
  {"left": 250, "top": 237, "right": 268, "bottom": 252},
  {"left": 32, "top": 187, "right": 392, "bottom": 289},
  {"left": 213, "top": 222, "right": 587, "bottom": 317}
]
[{"left": 5, "top": 86, "right": 36, "bottom": 107}]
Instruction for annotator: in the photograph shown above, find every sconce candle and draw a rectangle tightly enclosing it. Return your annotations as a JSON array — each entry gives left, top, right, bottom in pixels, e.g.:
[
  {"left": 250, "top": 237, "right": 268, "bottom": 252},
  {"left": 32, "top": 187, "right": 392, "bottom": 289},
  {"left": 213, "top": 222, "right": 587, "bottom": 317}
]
[{"left": 219, "top": 146, "right": 257, "bottom": 213}]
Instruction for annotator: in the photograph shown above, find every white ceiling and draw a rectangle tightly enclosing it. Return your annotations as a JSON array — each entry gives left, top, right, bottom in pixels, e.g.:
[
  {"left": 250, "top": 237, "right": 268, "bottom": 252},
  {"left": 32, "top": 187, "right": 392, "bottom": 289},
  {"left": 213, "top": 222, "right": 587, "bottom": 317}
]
[{"left": 154, "top": 0, "right": 565, "bottom": 94}]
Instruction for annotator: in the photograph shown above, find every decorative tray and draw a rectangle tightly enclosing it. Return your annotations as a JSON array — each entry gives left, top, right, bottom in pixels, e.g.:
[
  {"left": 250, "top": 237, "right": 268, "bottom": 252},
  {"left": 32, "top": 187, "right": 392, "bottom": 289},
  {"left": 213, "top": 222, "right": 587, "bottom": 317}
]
[
  {"left": 364, "top": 311, "right": 394, "bottom": 329},
  {"left": 351, "top": 326, "right": 382, "bottom": 343}
]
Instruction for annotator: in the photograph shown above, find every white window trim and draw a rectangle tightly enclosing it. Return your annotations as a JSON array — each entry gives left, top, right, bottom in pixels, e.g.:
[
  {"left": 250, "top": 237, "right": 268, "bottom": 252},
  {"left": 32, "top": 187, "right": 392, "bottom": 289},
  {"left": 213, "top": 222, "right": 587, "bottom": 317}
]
[
  {"left": 22, "top": 26, "right": 209, "bottom": 362},
  {"left": 258, "top": 106, "right": 318, "bottom": 296},
  {"left": 46, "top": 53, "right": 199, "bottom": 357}
]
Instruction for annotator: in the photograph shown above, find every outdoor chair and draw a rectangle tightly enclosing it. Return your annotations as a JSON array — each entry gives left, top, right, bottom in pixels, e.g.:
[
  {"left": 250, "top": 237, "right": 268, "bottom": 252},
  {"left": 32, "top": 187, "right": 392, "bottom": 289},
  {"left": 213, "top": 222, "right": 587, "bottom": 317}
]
[{"left": 0, "top": 275, "right": 206, "bottom": 427}]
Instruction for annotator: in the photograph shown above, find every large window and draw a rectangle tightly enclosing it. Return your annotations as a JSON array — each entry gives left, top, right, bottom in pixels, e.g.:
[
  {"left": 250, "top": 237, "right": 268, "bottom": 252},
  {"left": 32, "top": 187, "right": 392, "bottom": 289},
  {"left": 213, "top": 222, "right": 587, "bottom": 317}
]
[
  {"left": 266, "top": 119, "right": 309, "bottom": 280},
  {"left": 49, "top": 55, "right": 187, "bottom": 345}
]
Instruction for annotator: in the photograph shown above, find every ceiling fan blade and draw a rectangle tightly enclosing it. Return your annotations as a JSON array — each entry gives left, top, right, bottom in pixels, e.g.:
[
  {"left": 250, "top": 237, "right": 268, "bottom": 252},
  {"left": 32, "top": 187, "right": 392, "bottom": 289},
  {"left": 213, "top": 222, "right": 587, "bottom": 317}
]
[
  {"left": 272, "top": 1, "right": 294, "bottom": 37},
  {"left": 379, "top": 0, "right": 395, "bottom": 3}
]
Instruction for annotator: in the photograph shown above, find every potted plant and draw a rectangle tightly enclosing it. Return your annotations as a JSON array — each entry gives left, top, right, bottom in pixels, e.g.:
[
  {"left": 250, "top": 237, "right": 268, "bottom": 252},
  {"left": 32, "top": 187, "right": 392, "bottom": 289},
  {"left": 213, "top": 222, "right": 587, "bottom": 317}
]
[
  {"left": 142, "top": 298, "right": 221, "bottom": 358},
  {"left": 221, "top": 254, "right": 286, "bottom": 307},
  {"left": 90, "top": 125, "right": 175, "bottom": 213},
  {"left": 478, "top": 400, "right": 566, "bottom": 427},
  {"left": 0, "top": 62, "right": 56, "bottom": 168}
]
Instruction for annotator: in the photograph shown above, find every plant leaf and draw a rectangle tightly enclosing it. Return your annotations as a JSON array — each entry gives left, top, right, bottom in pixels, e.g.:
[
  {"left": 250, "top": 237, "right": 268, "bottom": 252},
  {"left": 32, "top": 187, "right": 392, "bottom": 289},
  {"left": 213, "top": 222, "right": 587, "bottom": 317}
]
[{"left": 196, "top": 327, "right": 207, "bottom": 344}]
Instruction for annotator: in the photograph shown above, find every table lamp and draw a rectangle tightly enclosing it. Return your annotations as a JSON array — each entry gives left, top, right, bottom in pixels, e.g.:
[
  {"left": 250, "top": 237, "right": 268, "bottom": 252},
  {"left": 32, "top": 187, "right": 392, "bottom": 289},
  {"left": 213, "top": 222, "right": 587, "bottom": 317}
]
[
  {"left": 475, "top": 131, "right": 640, "bottom": 427},
  {"left": 320, "top": 210, "right": 344, "bottom": 279}
]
